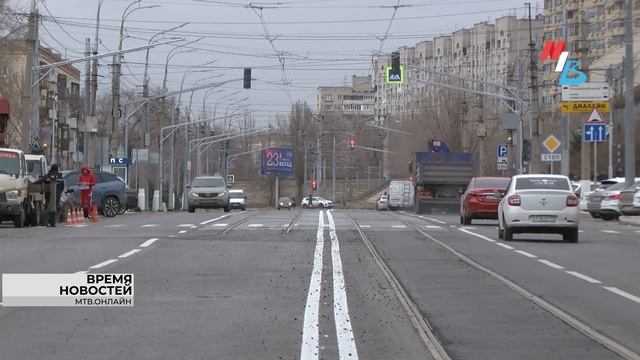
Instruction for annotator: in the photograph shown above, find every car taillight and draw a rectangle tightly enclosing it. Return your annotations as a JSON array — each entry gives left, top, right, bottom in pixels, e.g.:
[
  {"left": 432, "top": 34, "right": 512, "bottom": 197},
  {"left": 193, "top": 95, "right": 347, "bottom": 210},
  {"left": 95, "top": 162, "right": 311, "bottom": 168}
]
[
  {"left": 566, "top": 195, "right": 579, "bottom": 207},
  {"left": 507, "top": 195, "right": 521, "bottom": 206},
  {"left": 609, "top": 193, "right": 621, "bottom": 200}
]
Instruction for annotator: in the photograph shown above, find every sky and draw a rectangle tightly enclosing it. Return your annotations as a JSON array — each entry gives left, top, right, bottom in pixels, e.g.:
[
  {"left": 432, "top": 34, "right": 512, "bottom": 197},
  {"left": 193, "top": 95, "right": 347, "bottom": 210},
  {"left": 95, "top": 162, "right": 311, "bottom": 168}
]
[{"left": 23, "top": 0, "right": 538, "bottom": 125}]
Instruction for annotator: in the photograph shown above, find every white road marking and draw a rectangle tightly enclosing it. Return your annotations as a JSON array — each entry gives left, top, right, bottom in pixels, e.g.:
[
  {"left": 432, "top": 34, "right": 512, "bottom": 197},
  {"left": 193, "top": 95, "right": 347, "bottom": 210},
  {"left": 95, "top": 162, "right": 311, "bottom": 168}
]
[
  {"left": 603, "top": 287, "right": 640, "bottom": 304},
  {"left": 458, "top": 228, "right": 496, "bottom": 242},
  {"left": 105, "top": 224, "right": 125, "bottom": 228},
  {"left": 579, "top": 230, "right": 585, "bottom": 233},
  {"left": 601, "top": 230, "right": 619, "bottom": 234},
  {"left": 178, "top": 224, "right": 194, "bottom": 227},
  {"left": 636, "top": 230, "right": 640, "bottom": 235},
  {"left": 75, "top": 271, "right": 88, "bottom": 274},
  {"left": 449, "top": 225, "right": 456, "bottom": 228},
  {"left": 190, "top": 226, "right": 198, "bottom": 229},
  {"left": 359, "top": 225, "right": 370, "bottom": 228},
  {"left": 247, "top": 224, "right": 263, "bottom": 228},
  {"left": 326, "top": 211, "right": 359, "bottom": 359},
  {"left": 89, "top": 259, "right": 118, "bottom": 269},
  {"left": 538, "top": 259, "right": 565, "bottom": 270},
  {"left": 425, "top": 225, "right": 442, "bottom": 229},
  {"left": 514, "top": 250, "right": 537, "bottom": 258},
  {"left": 140, "top": 238, "right": 159, "bottom": 248},
  {"left": 200, "top": 213, "right": 233, "bottom": 225},
  {"left": 118, "top": 249, "right": 141, "bottom": 258},
  {"left": 461, "top": 226, "right": 477, "bottom": 230},
  {"left": 496, "top": 243, "right": 514, "bottom": 250},
  {"left": 566, "top": 271, "right": 602, "bottom": 284},
  {"left": 168, "top": 235, "right": 176, "bottom": 238},
  {"left": 427, "top": 217, "right": 447, "bottom": 224},
  {"left": 141, "top": 224, "right": 158, "bottom": 228},
  {"left": 300, "top": 211, "right": 325, "bottom": 360},
  {"left": 211, "top": 223, "right": 228, "bottom": 227},
  {"left": 179, "top": 230, "right": 188, "bottom": 234},
  {"left": 391, "top": 225, "right": 406, "bottom": 228}
]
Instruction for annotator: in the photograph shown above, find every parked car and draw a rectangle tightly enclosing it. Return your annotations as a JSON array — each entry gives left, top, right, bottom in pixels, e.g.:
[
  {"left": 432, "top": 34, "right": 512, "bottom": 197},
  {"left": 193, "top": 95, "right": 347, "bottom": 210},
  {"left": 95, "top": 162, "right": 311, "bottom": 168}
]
[
  {"left": 497, "top": 175, "right": 579, "bottom": 243},
  {"left": 376, "top": 194, "right": 389, "bottom": 211},
  {"left": 589, "top": 180, "right": 640, "bottom": 220},
  {"left": 61, "top": 170, "right": 126, "bottom": 218},
  {"left": 459, "top": 177, "right": 510, "bottom": 225},
  {"left": 277, "top": 196, "right": 293, "bottom": 210},
  {"left": 301, "top": 196, "right": 333, "bottom": 208},
  {"left": 228, "top": 189, "right": 246, "bottom": 211},
  {"left": 620, "top": 185, "right": 640, "bottom": 216},
  {"left": 187, "top": 176, "right": 230, "bottom": 213},
  {"left": 582, "top": 178, "right": 626, "bottom": 214}
]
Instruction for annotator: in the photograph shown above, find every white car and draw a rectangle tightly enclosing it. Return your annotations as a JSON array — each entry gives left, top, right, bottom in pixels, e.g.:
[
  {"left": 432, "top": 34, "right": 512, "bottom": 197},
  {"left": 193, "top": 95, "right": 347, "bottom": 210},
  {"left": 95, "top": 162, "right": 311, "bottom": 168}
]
[
  {"left": 498, "top": 175, "right": 580, "bottom": 243},
  {"left": 301, "top": 196, "right": 333, "bottom": 209},
  {"left": 376, "top": 194, "right": 388, "bottom": 210},
  {"left": 581, "top": 178, "right": 625, "bottom": 212}
]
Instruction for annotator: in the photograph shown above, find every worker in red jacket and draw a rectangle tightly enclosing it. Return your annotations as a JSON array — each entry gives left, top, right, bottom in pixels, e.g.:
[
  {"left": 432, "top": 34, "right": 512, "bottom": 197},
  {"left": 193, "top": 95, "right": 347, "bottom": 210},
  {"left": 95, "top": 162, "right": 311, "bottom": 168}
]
[{"left": 78, "top": 165, "right": 96, "bottom": 218}]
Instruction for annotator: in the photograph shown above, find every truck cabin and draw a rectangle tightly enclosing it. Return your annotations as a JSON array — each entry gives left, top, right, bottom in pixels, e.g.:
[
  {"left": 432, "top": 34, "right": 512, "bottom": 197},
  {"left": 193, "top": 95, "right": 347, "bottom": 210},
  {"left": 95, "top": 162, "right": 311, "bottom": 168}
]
[
  {"left": 0, "top": 149, "right": 23, "bottom": 178},
  {"left": 0, "top": 99, "right": 9, "bottom": 148}
]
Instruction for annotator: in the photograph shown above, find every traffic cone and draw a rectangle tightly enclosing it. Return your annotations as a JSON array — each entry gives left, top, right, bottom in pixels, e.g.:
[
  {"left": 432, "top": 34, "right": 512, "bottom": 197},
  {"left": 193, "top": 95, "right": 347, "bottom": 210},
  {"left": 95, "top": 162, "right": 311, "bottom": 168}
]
[
  {"left": 90, "top": 203, "right": 100, "bottom": 223},
  {"left": 77, "top": 208, "right": 85, "bottom": 225},
  {"left": 66, "top": 208, "right": 74, "bottom": 226}
]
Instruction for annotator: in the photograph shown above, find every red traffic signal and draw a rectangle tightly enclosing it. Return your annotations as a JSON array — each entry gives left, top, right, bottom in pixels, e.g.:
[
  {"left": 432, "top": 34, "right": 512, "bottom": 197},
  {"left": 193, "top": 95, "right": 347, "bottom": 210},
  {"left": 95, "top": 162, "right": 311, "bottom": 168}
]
[
  {"left": 349, "top": 138, "right": 356, "bottom": 151},
  {"left": 409, "top": 175, "right": 414, "bottom": 182},
  {"left": 311, "top": 180, "right": 317, "bottom": 190}
]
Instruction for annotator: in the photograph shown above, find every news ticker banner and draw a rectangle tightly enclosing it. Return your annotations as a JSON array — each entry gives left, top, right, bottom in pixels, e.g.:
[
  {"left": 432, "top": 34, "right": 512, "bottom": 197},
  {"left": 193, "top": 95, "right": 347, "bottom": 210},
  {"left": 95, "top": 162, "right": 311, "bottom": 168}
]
[{"left": 2, "top": 273, "right": 134, "bottom": 307}]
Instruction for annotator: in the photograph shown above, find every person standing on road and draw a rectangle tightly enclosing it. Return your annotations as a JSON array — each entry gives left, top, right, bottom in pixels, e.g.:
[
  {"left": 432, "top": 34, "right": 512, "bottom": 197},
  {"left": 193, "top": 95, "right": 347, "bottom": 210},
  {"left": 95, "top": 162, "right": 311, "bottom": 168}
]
[
  {"left": 78, "top": 165, "right": 96, "bottom": 218},
  {"left": 36, "top": 164, "right": 64, "bottom": 227}
]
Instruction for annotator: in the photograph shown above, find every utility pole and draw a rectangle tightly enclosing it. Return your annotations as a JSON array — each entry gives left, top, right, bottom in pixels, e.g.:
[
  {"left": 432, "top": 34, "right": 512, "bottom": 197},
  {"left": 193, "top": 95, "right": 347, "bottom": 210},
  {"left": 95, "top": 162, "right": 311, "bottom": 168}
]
[
  {"left": 579, "top": 9, "right": 591, "bottom": 187},
  {"left": 21, "top": 0, "right": 37, "bottom": 152},
  {"left": 89, "top": 0, "right": 103, "bottom": 168},
  {"left": 526, "top": 2, "right": 541, "bottom": 173},
  {"left": 110, "top": 52, "right": 120, "bottom": 163},
  {"left": 624, "top": 0, "right": 635, "bottom": 189},
  {"left": 560, "top": 9, "right": 570, "bottom": 176},
  {"left": 332, "top": 136, "right": 336, "bottom": 202},
  {"left": 83, "top": 38, "right": 91, "bottom": 168}
]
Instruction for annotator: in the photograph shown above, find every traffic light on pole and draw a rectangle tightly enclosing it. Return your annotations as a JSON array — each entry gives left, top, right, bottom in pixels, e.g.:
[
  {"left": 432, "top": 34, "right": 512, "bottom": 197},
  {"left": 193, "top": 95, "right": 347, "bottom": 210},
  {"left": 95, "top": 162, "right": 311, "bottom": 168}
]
[
  {"left": 311, "top": 180, "right": 317, "bottom": 190},
  {"left": 522, "top": 139, "right": 531, "bottom": 162},
  {"left": 243, "top": 68, "right": 251, "bottom": 89},
  {"left": 349, "top": 138, "right": 355, "bottom": 151},
  {"left": 409, "top": 175, "right": 414, "bottom": 182}
]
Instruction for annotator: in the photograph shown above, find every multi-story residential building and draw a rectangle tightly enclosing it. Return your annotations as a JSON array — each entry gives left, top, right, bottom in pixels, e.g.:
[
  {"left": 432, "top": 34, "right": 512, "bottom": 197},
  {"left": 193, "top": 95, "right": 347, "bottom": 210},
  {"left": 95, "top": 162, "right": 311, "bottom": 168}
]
[
  {"left": 0, "top": 41, "right": 81, "bottom": 169},
  {"left": 316, "top": 75, "right": 375, "bottom": 118},
  {"left": 373, "top": 15, "right": 542, "bottom": 178}
]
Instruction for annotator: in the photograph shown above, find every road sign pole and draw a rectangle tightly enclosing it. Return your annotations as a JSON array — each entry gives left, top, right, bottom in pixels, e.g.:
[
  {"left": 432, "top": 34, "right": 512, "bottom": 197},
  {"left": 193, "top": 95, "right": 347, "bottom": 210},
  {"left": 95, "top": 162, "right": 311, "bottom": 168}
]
[
  {"left": 561, "top": 113, "right": 570, "bottom": 176},
  {"left": 608, "top": 124, "right": 613, "bottom": 178},
  {"left": 593, "top": 142, "right": 597, "bottom": 183}
]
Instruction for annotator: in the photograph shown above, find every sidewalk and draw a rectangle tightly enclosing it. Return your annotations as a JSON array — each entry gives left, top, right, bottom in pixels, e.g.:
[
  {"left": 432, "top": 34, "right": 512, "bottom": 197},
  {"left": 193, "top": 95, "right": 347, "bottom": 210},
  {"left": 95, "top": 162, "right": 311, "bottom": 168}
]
[{"left": 619, "top": 216, "right": 640, "bottom": 227}]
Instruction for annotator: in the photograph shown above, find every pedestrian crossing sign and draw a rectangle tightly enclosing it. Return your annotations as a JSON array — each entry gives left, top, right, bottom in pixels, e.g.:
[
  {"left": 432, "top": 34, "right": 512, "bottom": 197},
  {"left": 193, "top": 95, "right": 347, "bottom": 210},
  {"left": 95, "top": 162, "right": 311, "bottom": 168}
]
[{"left": 386, "top": 66, "right": 403, "bottom": 84}]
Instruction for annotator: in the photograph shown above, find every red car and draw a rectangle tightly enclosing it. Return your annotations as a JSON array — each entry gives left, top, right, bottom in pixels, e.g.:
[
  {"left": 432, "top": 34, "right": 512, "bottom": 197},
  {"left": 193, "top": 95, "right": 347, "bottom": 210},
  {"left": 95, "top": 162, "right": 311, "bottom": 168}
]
[{"left": 460, "top": 177, "right": 510, "bottom": 225}]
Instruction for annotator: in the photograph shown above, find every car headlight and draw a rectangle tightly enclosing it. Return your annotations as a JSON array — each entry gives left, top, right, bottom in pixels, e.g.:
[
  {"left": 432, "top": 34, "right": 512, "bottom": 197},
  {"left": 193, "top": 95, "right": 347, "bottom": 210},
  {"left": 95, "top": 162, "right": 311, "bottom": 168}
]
[
  {"left": 217, "top": 191, "right": 227, "bottom": 197},
  {"left": 6, "top": 190, "right": 19, "bottom": 200},
  {"left": 190, "top": 192, "right": 199, "bottom": 197}
]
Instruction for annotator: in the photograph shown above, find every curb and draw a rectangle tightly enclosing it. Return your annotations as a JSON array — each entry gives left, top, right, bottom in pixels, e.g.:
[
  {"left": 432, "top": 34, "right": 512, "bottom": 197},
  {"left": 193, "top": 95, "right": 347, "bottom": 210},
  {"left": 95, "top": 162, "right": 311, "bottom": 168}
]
[{"left": 618, "top": 216, "right": 640, "bottom": 227}]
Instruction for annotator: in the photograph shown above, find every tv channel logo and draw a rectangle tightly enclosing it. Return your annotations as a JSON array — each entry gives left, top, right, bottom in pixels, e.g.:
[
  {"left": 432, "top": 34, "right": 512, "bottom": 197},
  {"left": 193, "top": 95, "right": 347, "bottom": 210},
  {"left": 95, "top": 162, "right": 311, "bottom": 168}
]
[{"left": 539, "top": 40, "right": 587, "bottom": 85}]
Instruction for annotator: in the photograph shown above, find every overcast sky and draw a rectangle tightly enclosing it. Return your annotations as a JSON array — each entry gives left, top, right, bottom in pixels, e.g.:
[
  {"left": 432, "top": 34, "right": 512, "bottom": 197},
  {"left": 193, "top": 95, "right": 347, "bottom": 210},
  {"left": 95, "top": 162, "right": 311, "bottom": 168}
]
[{"left": 28, "top": 0, "right": 537, "bottom": 125}]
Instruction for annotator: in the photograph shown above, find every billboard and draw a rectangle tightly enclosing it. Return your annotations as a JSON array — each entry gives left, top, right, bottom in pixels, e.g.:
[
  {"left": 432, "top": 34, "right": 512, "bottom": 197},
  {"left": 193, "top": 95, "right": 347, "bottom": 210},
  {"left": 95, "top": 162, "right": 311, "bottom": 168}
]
[{"left": 261, "top": 147, "right": 294, "bottom": 176}]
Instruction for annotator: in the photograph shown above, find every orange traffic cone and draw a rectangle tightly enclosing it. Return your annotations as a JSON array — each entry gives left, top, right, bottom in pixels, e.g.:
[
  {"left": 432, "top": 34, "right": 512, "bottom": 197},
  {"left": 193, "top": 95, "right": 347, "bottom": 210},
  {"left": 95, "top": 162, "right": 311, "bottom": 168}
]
[
  {"left": 77, "top": 208, "right": 85, "bottom": 225},
  {"left": 90, "top": 204, "right": 100, "bottom": 223},
  {"left": 66, "top": 208, "right": 74, "bottom": 226}
]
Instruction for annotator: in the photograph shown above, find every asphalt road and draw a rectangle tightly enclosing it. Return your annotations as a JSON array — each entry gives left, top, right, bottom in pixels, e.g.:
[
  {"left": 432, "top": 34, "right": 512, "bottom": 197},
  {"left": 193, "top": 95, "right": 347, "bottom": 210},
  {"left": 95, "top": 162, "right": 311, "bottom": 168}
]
[{"left": 0, "top": 208, "right": 638, "bottom": 359}]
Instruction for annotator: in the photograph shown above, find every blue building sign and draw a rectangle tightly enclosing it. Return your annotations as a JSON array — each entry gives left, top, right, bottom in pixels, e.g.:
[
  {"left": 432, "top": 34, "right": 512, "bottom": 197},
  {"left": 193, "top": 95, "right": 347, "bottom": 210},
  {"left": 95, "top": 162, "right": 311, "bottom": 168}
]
[{"left": 261, "top": 148, "right": 294, "bottom": 176}]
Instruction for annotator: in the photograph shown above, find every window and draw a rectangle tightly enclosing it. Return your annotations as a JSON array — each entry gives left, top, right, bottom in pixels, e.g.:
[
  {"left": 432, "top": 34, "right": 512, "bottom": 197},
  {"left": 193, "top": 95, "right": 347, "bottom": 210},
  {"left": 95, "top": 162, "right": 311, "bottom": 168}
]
[
  {"left": 323, "top": 95, "right": 333, "bottom": 102},
  {"left": 544, "top": 0, "right": 551, "bottom": 9},
  {"left": 516, "top": 177, "right": 570, "bottom": 190},
  {"left": 596, "top": 5, "right": 605, "bottom": 16}
]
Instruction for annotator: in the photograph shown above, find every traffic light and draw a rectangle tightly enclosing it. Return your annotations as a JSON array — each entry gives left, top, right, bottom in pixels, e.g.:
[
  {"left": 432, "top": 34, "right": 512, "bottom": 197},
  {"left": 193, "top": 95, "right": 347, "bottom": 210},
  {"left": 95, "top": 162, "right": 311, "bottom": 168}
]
[
  {"left": 409, "top": 175, "right": 414, "bottom": 182},
  {"left": 522, "top": 139, "right": 531, "bottom": 162},
  {"left": 243, "top": 68, "right": 251, "bottom": 89},
  {"left": 391, "top": 51, "right": 400, "bottom": 74},
  {"left": 408, "top": 161, "right": 414, "bottom": 173},
  {"left": 311, "top": 180, "right": 317, "bottom": 190},
  {"left": 349, "top": 138, "right": 355, "bottom": 151}
]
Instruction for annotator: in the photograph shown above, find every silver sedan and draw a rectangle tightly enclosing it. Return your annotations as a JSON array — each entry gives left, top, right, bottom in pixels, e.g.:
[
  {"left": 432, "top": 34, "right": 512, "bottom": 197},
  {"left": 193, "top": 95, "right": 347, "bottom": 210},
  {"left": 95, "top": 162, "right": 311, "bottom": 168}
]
[{"left": 498, "top": 175, "right": 580, "bottom": 243}]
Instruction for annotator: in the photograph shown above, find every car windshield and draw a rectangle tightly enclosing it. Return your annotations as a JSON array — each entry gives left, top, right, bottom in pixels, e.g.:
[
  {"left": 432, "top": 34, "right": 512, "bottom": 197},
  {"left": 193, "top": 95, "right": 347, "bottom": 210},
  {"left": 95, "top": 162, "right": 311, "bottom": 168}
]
[
  {"left": 473, "top": 178, "right": 510, "bottom": 189},
  {"left": 229, "top": 192, "right": 245, "bottom": 198},
  {"left": 604, "top": 182, "right": 639, "bottom": 192},
  {"left": 515, "top": 177, "right": 570, "bottom": 191},
  {"left": 26, "top": 159, "right": 42, "bottom": 176},
  {"left": 192, "top": 178, "right": 225, "bottom": 187},
  {"left": 0, "top": 151, "right": 20, "bottom": 176},
  {"left": 279, "top": 197, "right": 291, "bottom": 202}
]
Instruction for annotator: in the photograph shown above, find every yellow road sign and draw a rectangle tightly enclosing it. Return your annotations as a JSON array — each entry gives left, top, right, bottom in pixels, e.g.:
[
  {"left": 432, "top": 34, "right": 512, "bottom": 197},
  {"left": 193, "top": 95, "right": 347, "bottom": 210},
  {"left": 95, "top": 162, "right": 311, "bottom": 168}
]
[
  {"left": 227, "top": 174, "right": 235, "bottom": 184},
  {"left": 542, "top": 135, "right": 561, "bottom": 153},
  {"left": 560, "top": 101, "right": 609, "bottom": 113}
]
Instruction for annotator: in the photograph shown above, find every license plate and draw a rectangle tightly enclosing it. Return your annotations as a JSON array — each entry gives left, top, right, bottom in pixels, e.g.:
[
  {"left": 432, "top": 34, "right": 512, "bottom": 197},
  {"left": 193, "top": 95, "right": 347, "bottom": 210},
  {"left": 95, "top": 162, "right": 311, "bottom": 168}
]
[
  {"left": 486, "top": 195, "right": 498, "bottom": 200},
  {"left": 530, "top": 215, "right": 556, "bottom": 223}
]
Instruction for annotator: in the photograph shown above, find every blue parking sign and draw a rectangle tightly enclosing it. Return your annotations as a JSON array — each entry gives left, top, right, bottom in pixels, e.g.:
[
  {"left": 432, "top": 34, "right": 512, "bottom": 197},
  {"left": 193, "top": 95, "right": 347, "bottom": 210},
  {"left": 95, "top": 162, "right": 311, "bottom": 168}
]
[{"left": 497, "top": 145, "right": 507, "bottom": 157}]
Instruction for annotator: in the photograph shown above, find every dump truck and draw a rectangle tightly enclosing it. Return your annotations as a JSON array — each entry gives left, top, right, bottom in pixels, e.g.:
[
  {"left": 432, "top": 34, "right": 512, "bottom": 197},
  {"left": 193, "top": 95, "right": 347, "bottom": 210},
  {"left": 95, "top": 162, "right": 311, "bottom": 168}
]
[{"left": 414, "top": 151, "right": 474, "bottom": 214}]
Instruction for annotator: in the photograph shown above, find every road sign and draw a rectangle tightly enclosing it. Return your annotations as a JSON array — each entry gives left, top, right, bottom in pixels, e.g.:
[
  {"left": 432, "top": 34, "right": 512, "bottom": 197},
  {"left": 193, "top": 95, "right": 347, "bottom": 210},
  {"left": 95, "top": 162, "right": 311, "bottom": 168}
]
[
  {"left": 585, "top": 108, "right": 605, "bottom": 123},
  {"left": 497, "top": 163, "right": 508, "bottom": 170},
  {"left": 542, "top": 135, "right": 560, "bottom": 153},
  {"left": 561, "top": 83, "right": 609, "bottom": 101},
  {"left": 109, "top": 157, "right": 130, "bottom": 166},
  {"left": 560, "top": 101, "right": 609, "bottom": 113},
  {"left": 541, "top": 153, "right": 562, "bottom": 162},
  {"left": 227, "top": 174, "right": 235, "bottom": 184},
  {"left": 497, "top": 156, "right": 508, "bottom": 164},
  {"left": 385, "top": 66, "right": 403, "bottom": 84},
  {"left": 497, "top": 144, "right": 507, "bottom": 157},
  {"left": 583, "top": 124, "right": 607, "bottom": 142},
  {"left": 261, "top": 148, "right": 294, "bottom": 176}
]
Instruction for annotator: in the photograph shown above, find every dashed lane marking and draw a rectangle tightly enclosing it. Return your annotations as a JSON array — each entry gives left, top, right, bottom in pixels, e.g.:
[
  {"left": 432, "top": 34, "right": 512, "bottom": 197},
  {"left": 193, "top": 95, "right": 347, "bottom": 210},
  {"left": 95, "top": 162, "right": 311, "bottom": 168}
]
[
  {"left": 603, "top": 287, "right": 640, "bottom": 304},
  {"left": 247, "top": 224, "right": 264, "bottom": 228},
  {"left": 140, "top": 238, "right": 159, "bottom": 248},
  {"left": 89, "top": 259, "right": 117, "bottom": 269},
  {"left": 601, "top": 230, "right": 619, "bottom": 234},
  {"left": 141, "top": 224, "right": 158, "bottom": 228},
  {"left": 460, "top": 226, "right": 477, "bottom": 230},
  {"left": 179, "top": 230, "right": 188, "bottom": 234},
  {"left": 515, "top": 250, "right": 537, "bottom": 258},
  {"left": 579, "top": 230, "right": 585, "bottom": 233},
  {"left": 458, "top": 228, "right": 495, "bottom": 242},
  {"left": 425, "top": 225, "right": 443, "bottom": 229},
  {"left": 118, "top": 249, "right": 141, "bottom": 258},
  {"left": 190, "top": 226, "right": 198, "bottom": 229},
  {"left": 359, "top": 225, "right": 371, "bottom": 228},
  {"left": 105, "top": 224, "right": 125, "bottom": 228},
  {"left": 177, "top": 224, "right": 194, "bottom": 227},
  {"left": 199, "top": 213, "right": 233, "bottom": 225},
  {"left": 211, "top": 223, "right": 228, "bottom": 227},
  {"left": 496, "top": 243, "right": 514, "bottom": 250},
  {"left": 566, "top": 271, "right": 602, "bottom": 284},
  {"left": 427, "top": 217, "right": 447, "bottom": 224},
  {"left": 538, "top": 259, "right": 565, "bottom": 270},
  {"left": 391, "top": 225, "right": 406, "bottom": 228}
]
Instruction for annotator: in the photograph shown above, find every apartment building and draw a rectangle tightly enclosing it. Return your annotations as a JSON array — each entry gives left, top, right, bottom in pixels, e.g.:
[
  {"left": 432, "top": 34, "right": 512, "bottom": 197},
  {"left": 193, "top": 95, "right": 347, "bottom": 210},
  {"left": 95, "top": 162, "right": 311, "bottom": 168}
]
[{"left": 316, "top": 75, "right": 375, "bottom": 118}]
